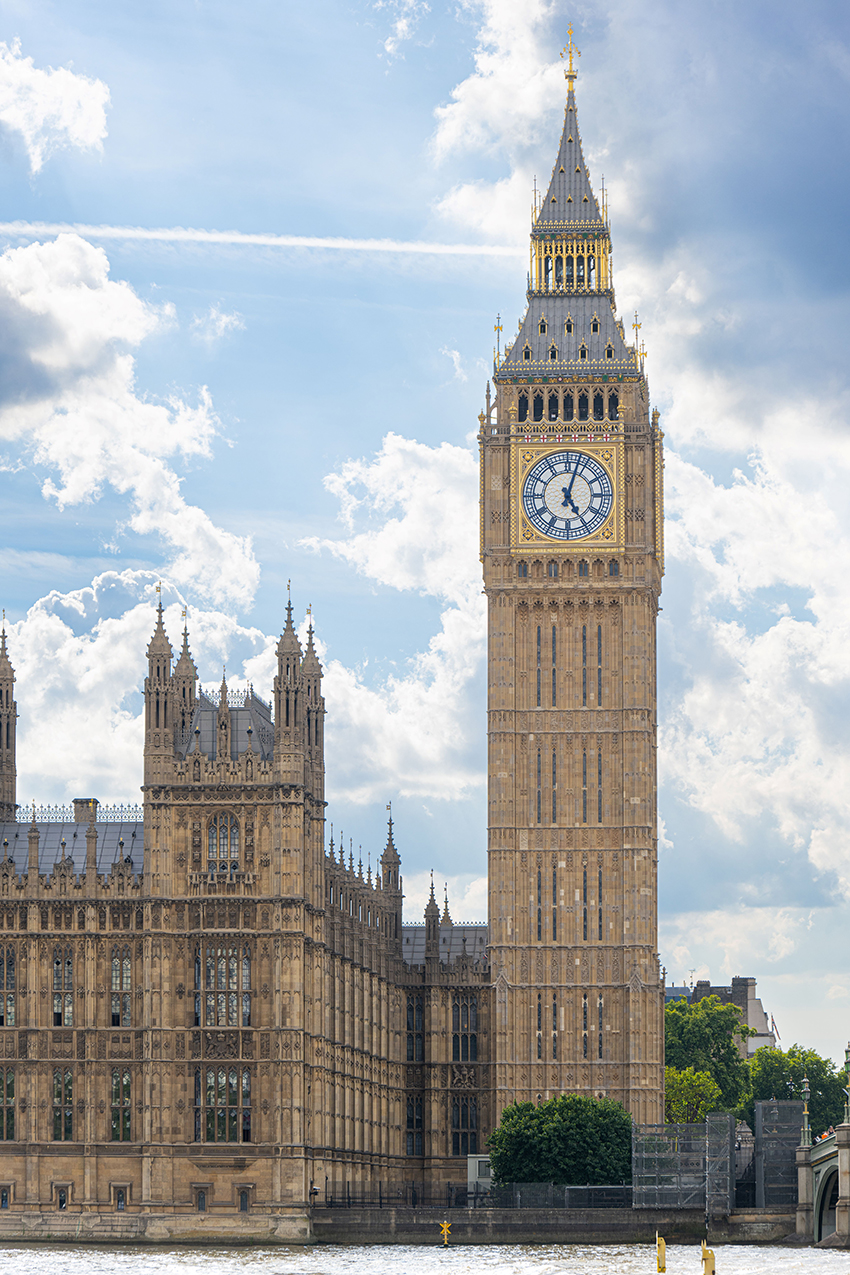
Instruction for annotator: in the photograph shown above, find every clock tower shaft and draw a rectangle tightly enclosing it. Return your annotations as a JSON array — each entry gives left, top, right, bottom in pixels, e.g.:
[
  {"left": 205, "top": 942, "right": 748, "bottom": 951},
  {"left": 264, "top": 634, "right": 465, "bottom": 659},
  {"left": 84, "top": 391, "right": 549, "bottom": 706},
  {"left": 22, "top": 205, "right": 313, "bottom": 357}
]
[{"left": 479, "top": 54, "right": 664, "bottom": 1124}]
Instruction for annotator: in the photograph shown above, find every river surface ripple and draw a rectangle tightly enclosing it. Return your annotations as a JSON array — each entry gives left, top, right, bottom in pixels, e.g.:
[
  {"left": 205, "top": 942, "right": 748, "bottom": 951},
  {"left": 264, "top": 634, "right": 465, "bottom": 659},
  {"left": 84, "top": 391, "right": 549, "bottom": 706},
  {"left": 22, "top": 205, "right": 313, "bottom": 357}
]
[{"left": 0, "top": 1244, "right": 847, "bottom": 1275}]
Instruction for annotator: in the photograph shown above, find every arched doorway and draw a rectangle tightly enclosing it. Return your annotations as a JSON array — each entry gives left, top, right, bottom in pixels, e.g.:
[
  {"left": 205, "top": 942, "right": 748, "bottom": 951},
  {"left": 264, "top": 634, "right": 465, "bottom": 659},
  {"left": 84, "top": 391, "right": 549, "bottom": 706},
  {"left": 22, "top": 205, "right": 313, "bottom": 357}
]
[{"left": 817, "top": 1170, "right": 839, "bottom": 1241}]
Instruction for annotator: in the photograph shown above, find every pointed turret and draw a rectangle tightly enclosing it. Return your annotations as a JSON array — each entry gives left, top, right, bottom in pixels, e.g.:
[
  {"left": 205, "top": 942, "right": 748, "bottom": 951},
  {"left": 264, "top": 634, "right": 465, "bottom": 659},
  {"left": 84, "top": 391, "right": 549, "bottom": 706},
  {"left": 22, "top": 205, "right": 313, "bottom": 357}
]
[
  {"left": 172, "top": 616, "right": 198, "bottom": 749},
  {"left": 442, "top": 884, "right": 453, "bottom": 926},
  {"left": 380, "top": 808, "right": 403, "bottom": 943},
  {"left": 273, "top": 595, "right": 304, "bottom": 764},
  {"left": 217, "top": 667, "right": 232, "bottom": 764},
  {"left": 27, "top": 802, "right": 39, "bottom": 894},
  {"left": 425, "top": 873, "right": 440, "bottom": 960},
  {"left": 143, "top": 596, "right": 176, "bottom": 784},
  {"left": 0, "top": 617, "right": 17, "bottom": 820}
]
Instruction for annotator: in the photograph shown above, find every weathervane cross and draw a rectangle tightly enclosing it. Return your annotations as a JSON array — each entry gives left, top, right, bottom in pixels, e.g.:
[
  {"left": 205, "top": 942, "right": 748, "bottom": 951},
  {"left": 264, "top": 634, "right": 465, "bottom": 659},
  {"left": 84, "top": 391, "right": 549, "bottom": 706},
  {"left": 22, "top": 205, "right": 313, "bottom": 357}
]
[{"left": 560, "top": 24, "right": 580, "bottom": 78}]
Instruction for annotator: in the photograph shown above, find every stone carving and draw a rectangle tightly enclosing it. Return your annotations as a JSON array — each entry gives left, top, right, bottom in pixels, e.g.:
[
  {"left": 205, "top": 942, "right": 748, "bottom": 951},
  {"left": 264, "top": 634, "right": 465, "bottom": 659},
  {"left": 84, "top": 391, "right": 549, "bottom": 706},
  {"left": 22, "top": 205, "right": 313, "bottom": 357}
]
[
  {"left": 204, "top": 1031, "right": 239, "bottom": 1060},
  {"left": 452, "top": 1066, "right": 476, "bottom": 1090}
]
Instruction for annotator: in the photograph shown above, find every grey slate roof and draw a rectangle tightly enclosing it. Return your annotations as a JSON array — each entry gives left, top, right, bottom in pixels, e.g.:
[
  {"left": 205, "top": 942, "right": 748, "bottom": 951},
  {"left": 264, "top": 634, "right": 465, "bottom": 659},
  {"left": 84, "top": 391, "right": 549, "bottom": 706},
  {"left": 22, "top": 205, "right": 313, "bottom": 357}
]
[
  {"left": 536, "top": 90, "right": 602, "bottom": 227},
  {"left": 401, "top": 922, "right": 488, "bottom": 967},
  {"left": 179, "top": 690, "right": 274, "bottom": 761},
  {"left": 0, "top": 822, "right": 143, "bottom": 875},
  {"left": 500, "top": 294, "right": 635, "bottom": 379}
]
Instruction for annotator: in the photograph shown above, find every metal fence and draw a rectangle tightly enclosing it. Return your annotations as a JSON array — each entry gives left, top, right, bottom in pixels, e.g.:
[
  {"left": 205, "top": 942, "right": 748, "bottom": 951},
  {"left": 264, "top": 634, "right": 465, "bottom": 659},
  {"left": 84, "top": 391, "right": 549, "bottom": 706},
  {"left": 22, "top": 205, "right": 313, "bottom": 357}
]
[
  {"left": 487, "top": 1183, "right": 632, "bottom": 1209},
  {"left": 632, "top": 1123, "right": 707, "bottom": 1210},
  {"left": 321, "top": 1181, "right": 631, "bottom": 1209}
]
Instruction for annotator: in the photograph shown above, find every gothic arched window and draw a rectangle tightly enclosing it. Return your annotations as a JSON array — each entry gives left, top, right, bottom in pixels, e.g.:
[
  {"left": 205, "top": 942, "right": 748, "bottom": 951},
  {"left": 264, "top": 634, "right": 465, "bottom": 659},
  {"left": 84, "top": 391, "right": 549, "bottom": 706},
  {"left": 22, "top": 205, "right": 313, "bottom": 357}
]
[
  {"left": 548, "top": 393, "right": 559, "bottom": 421},
  {"left": 407, "top": 995, "right": 424, "bottom": 1062},
  {"left": 194, "top": 1066, "right": 251, "bottom": 1143},
  {"left": 53, "top": 948, "right": 73, "bottom": 1027},
  {"left": 451, "top": 1096, "right": 477, "bottom": 1156},
  {"left": 608, "top": 392, "right": 619, "bottom": 420},
  {"left": 593, "top": 392, "right": 604, "bottom": 421},
  {"left": 451, "top": 993, "right": 478, "bottom": 1062},
  {"left": 563, "top": 392, "right": 574, "bottom": 422},
  {"left": 208, "top": 815, "right": 240, "bottom": 874},
  {"left": 578, "top": 393, "right": 589, "bottom": 421},
  {"left": 532, "top": 393, "right": 544, "bottom": 423},
  {"left": 517, "top": 393, "right": 529, "bottom": 422},
  {"left": 195, "top": 944, "right": 252, "bottom": 1027}
]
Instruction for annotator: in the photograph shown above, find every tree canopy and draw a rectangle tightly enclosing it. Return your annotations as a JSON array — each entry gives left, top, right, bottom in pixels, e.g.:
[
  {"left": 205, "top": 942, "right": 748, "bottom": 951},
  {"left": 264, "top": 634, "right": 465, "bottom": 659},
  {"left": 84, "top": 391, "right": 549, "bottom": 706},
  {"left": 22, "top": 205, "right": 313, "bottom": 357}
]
[
  {"left": 487, "top": 1094, "right": 632, "bottom": 1186},
  {"left": 664, "top": 994, "right": 754, "bottom": 1110},
  {"left": 665, "top": 1066, "right": 722, "bottom": 1123},
  {"left": 743, "top": 1045, "right": 847, "bottom": 1134}
]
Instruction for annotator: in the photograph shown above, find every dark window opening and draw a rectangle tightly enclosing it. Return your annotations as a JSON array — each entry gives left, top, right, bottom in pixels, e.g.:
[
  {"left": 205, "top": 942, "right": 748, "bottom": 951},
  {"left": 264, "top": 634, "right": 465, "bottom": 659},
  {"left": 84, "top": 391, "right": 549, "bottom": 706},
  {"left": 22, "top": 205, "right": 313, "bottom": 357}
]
[
  {"left": 451, "top": 1096, "right": 477, "bottom": 1157},
  {"left": 591, "top": 319, "right": 599, "bottom": 333},
  {"left": 116, "top": 1189, "right": 125, "bottom": 1212},
  {"left": 609, "top": 560, "right": 619, "bottom": 577},
  {"left": 579, "top": 345, "right": 587, "bottom": 361},
  {"left": 548, "top": 561, "right": 558, "bottom": 579},
  {"left": 582, "top": 753, "right": 588, "bottom": 826},
  {"left": 197, "top": 1191, "right": 206, "bottom": 1213},
  {"left": 548, "top": 393, "right": 559, "bottom": 421},
  {"left": 523, "top": 346, "right": 531, "bottom": 361},
  {"left": 532, "top": 394, "right": 544, "bottom": 423},
  {"left": 593, "top": 392, "right": 604, "bottom": 421},
  {"left": 578, "top": 393, "right": 589, "bottom": 421},
  {"left": 549, "top": 345, "right": 558, "bottom": 362},
  {"left": 608, "top": 392, "right": 619, "bottom": 419},
  {"left": 58, "top": 1188, "right": 67, "bottom": 1211},
  {"left": 239, "top": 1190, "right": 248, "bottom": 1212},
  {"left": 406, "top": 1096, "right": 423, "bottom": 1156},
  {"left": 564, "top": 392, "right": 574, "bottom": 421},
  {"left": 555, "top": 256, "right": 563, "bottom": 286},
  {"left": 193, "top": 1067, "right": 252, "bottom": 1143},
  {"left": 0, "top": 1188, "right": 8, "bottom": 1209},
  {"left": 577, "top": 256, "right": 585, "bottom": 284},
  {"left": 606, "top": 345, "right": 614, "bottom": 360},
  {"left": 407, "top": 995, "right": 424, "bottom": 1062},
  {"left": 517, "top": 562, "right": 528, "bottom": 579},
  {"left": 565, "top": 257, "right": 574, "bottom": 285},
  {"left": 539, "top": 318, "right": 547, "bottom": 335},
  {"left": 578, "top": 560, "right": 588, "bottom": 578},
  {"left": 518, "top": 393, "right": 528, "bottom": 422}
]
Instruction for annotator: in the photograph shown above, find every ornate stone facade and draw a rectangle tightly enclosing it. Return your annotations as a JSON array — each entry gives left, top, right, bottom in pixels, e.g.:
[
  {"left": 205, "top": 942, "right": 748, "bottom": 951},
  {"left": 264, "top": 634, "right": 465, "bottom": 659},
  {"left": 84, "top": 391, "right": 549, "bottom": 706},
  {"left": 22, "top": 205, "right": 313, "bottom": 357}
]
[{"left": 0, "top": 64, "right": 662, "bottom": 1227}]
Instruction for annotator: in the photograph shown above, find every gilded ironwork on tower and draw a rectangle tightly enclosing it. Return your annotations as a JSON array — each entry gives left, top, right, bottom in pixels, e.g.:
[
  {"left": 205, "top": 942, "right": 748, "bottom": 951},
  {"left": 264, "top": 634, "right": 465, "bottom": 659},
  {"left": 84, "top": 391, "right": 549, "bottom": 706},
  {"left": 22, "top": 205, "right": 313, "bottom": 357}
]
[{"left": 479, "top": 37, "right": 665, "bottom": 1123}]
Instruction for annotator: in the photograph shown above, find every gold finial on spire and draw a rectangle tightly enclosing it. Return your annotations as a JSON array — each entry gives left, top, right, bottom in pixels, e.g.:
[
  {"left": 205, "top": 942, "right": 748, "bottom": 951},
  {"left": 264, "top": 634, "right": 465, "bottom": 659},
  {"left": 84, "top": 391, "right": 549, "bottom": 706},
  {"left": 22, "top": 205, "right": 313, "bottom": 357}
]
[
  {"left": 560, "top": 24, "right": 581, "bottom": 83},
  {"left": 156, "top": 580, "right": 161, "bottom": 595},
  {"left": 632, "top": 310, "right": 642, "bottom": 342}
]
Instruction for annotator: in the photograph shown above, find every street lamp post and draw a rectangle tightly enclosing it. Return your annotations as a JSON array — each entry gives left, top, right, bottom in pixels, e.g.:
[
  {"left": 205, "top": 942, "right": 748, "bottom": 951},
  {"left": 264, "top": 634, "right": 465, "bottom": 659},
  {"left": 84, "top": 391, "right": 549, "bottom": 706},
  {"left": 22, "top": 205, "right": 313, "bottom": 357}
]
[{"left": 801, "top": 1077, "right": 812, "bottom": 1147}]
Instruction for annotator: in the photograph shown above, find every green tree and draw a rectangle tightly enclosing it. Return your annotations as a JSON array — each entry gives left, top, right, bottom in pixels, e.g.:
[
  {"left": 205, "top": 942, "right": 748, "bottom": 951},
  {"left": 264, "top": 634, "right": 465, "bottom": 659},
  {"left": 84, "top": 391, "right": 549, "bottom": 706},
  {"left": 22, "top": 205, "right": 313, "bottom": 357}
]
[
  {"left": 664, "top": 1066, "right": 722, "bottom": 1123},
  {"left": 743, "top": 1045, "right": 847, "bottom": 1134},
  {"left": 665, "top": 994, "right": 754, "bottom": 1110},
  {"left": 487, "top": 1094, "right": 632, "bottom": 1185}
]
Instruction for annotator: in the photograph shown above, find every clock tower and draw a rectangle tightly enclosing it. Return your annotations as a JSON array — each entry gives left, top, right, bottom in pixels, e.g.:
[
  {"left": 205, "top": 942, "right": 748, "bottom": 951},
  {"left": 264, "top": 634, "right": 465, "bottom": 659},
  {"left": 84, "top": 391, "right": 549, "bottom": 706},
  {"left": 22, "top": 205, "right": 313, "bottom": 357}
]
[{"left": 480, "top": 34, "right": 665, "bottom": 1123}]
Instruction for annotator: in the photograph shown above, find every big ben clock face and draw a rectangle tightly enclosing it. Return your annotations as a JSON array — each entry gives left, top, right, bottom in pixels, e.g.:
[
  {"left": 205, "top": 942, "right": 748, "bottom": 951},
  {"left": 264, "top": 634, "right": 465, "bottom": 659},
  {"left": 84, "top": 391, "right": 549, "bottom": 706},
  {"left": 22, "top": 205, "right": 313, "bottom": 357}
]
[{"left": 522, "top": 450, "right": 614, "bottom": 541}]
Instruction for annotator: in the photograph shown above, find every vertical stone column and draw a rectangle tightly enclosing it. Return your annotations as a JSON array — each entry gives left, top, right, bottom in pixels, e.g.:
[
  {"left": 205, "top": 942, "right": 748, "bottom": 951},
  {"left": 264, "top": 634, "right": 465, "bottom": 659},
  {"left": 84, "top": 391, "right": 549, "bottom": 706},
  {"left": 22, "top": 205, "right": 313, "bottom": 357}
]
[
  {"left": 835, "top": 1124, "right": 850, "bottom": 1243},
  {"left": 796, "top": 1143, "right": 813, "bottom": 1239}
]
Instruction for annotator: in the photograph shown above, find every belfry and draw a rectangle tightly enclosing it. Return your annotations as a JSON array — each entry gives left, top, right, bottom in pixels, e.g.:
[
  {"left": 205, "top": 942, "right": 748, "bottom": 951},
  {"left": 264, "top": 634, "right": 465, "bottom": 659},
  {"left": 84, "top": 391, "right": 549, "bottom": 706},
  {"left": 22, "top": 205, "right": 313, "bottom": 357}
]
[{"left": 479, "top": 28, "right": 665, "bottom": 1122}]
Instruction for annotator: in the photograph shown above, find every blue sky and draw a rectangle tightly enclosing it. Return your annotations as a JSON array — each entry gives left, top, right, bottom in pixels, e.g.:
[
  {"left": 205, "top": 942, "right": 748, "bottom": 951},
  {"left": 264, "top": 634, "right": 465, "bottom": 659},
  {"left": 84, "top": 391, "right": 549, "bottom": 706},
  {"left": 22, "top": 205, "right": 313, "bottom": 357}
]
[{"left": 1, "top": 0, "right": 850, "bottom": 1061}]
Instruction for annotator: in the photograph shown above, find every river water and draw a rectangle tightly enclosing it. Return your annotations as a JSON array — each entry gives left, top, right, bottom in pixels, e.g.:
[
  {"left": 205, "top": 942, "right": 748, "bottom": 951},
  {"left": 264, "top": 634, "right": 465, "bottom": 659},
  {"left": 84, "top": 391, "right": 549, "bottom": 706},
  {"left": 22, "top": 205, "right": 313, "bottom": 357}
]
[{"left": 0, "top": 1245, "right": 847, "bottom": 1275}]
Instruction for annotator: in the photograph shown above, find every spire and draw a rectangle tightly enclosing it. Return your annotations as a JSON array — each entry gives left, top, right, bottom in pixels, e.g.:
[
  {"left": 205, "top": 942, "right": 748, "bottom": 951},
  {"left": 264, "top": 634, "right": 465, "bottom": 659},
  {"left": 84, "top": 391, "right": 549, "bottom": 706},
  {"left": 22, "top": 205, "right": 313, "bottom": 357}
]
[
  {"left": 442, "top": 883, "right": 453, "bottom": 926},
  {"left": 424, "top": 872, "right": 440, "bottom": 958},
  {"left": 276, "top": 589, "right": 303, "bottom": 664},
  {"left": 146, "top": 592, "right": 173, "bottom": 662},
  {"left": 0, "top": 613, "right": 17, "bottom": 821},
  {"left": 173, "top": 612, "right": 197, "bottom": 679},
  {"left": 535, "top": 27, "right": 601, "bottom": 227},
  {"left": 219, "top": 666, "right": 228, "bottom": 706},
  {"left": 85, "top": 798, "right": 98, "bottom": 879}
]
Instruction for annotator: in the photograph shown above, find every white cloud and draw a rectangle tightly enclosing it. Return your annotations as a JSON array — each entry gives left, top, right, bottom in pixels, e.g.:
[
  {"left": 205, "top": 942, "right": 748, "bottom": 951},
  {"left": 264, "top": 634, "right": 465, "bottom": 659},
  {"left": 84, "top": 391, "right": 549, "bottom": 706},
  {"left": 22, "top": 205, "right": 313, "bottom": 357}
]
[
  {"left": 8, "top": 570, "right": 273, "bottom": 805},
  {"left": 0, "top": 233, "right": 259, "bottom": 608},
  {"left": 0, "top": 39, "right": 109, "bottom": 173},
  {"left": 191, "top": 303, "right": 245, "bottom": 344},
  {"left": 440, "top": 346, "right": 468, "bottom": 381},
  {"left": 375, "top": 0, "right": 431, "bottom": 60},
  {"left": 302, "top": 432, "right": 486, "bottom": 803},
  {"left": 403, "top": 870, "right": 488, "bottom": 923}
]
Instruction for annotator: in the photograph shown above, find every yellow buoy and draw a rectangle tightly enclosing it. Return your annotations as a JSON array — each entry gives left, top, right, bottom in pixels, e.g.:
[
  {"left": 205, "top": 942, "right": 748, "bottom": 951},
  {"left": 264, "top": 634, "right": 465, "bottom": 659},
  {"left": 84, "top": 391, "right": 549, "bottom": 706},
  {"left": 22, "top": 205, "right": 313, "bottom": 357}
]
[
  {"left": 701, "top": 1239, "right": 716, "bottom": 1274},
  {"left": 656, "top": 1232, "right": 666, "bottom": 1272}
]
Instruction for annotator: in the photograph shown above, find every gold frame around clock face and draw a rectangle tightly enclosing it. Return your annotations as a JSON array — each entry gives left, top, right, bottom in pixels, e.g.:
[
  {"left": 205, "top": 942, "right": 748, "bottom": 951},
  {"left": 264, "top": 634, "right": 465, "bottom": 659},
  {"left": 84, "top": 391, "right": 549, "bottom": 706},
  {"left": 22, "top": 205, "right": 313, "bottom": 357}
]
[{"left": 511, "top": 437, "right": 624, "bottom": 552}]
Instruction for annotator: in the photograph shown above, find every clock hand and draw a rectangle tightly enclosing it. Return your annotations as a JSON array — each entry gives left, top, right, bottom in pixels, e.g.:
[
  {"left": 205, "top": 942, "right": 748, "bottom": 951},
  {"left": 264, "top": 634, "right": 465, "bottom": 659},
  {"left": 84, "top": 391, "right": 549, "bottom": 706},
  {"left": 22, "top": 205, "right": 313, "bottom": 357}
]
[{"left": 561, "top": 465, "right": 580, "bottom": 515}]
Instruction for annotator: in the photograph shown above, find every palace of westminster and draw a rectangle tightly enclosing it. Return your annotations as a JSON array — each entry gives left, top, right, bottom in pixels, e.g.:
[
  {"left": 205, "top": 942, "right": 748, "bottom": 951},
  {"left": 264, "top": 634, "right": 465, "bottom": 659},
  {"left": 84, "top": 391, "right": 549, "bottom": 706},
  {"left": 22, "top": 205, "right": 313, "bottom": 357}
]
[{"left": 0, "top": 45, "right": 664, "bottom": 1236}]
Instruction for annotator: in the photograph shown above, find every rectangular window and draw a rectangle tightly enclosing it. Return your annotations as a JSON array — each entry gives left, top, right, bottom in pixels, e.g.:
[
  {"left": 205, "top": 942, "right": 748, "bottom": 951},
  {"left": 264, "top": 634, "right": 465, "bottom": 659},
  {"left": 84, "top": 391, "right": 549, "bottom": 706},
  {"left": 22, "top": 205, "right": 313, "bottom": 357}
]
[
  {"left": 552, "top": 750, "right": 557, "bottom": 824},
  {"left": 451, "top": 1097, "right": 477, "bottom": 1156},
  {"left": 582, "top": 866, "right": 588, "bottom": 941},
  {"left": 537, "top": 869, "right": 542, "bottom": 940},
  {"left": 110, "top": 1068, "right": 131, "bottom": 1142},
  {"left": 451, "top": 994, "right": 478, "bottom": 1062},
  {"left": 582, "top": 625, "right": 587, "bottom": 706},
  {"left": 552, "top": 865, "right": 557, "bottom": 941},
  {"left": 52, "top": 1068, "right": 73, "bottom": 1141},
  {"left": 598, "top": 868, "right": 603, "bottom": 941},
  {"left": 195, "top": 944, "right": 251, "bottom": 1026},
  {"left": 111, "top": 946, "right": 132, "bottom": 1027},
  {"left": 0, "top": 947, "right": 15, "bottom": 1028},
  {"left": 597, "top": 624, "right": 602, "bottom": 702},
  {"left": 598, "top": 994, "right": 604, "bottom": 1059},
  {"left": 552, "top": 626, "right": 557, "bottom": 707},
  {"left": 407, "top": 995, "right": 424, "bottom": 1063},
  {"left": 0, "top": 1069, "right": 14, "bottom": 1140},
  {"left": 194, "top": 1067, "right": 251, "bottom": 1143},
  {"left": 53, "top": 948, "right": 73, "bottom": 1027},
  {"left": 406, "top": 1096, "right": 423, "bottom": 1156},
  {"left": 582, "top": 751, "right": 587, "bottom": 824},
  {"left": 536, "top": 749, "right": 542, "bottom": 825},
  {"left": 598, "top": 751, "right": 603, "bottom": 824},
  {"left": 536, "top": 625, "right": 541, "bottom": 707}
]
